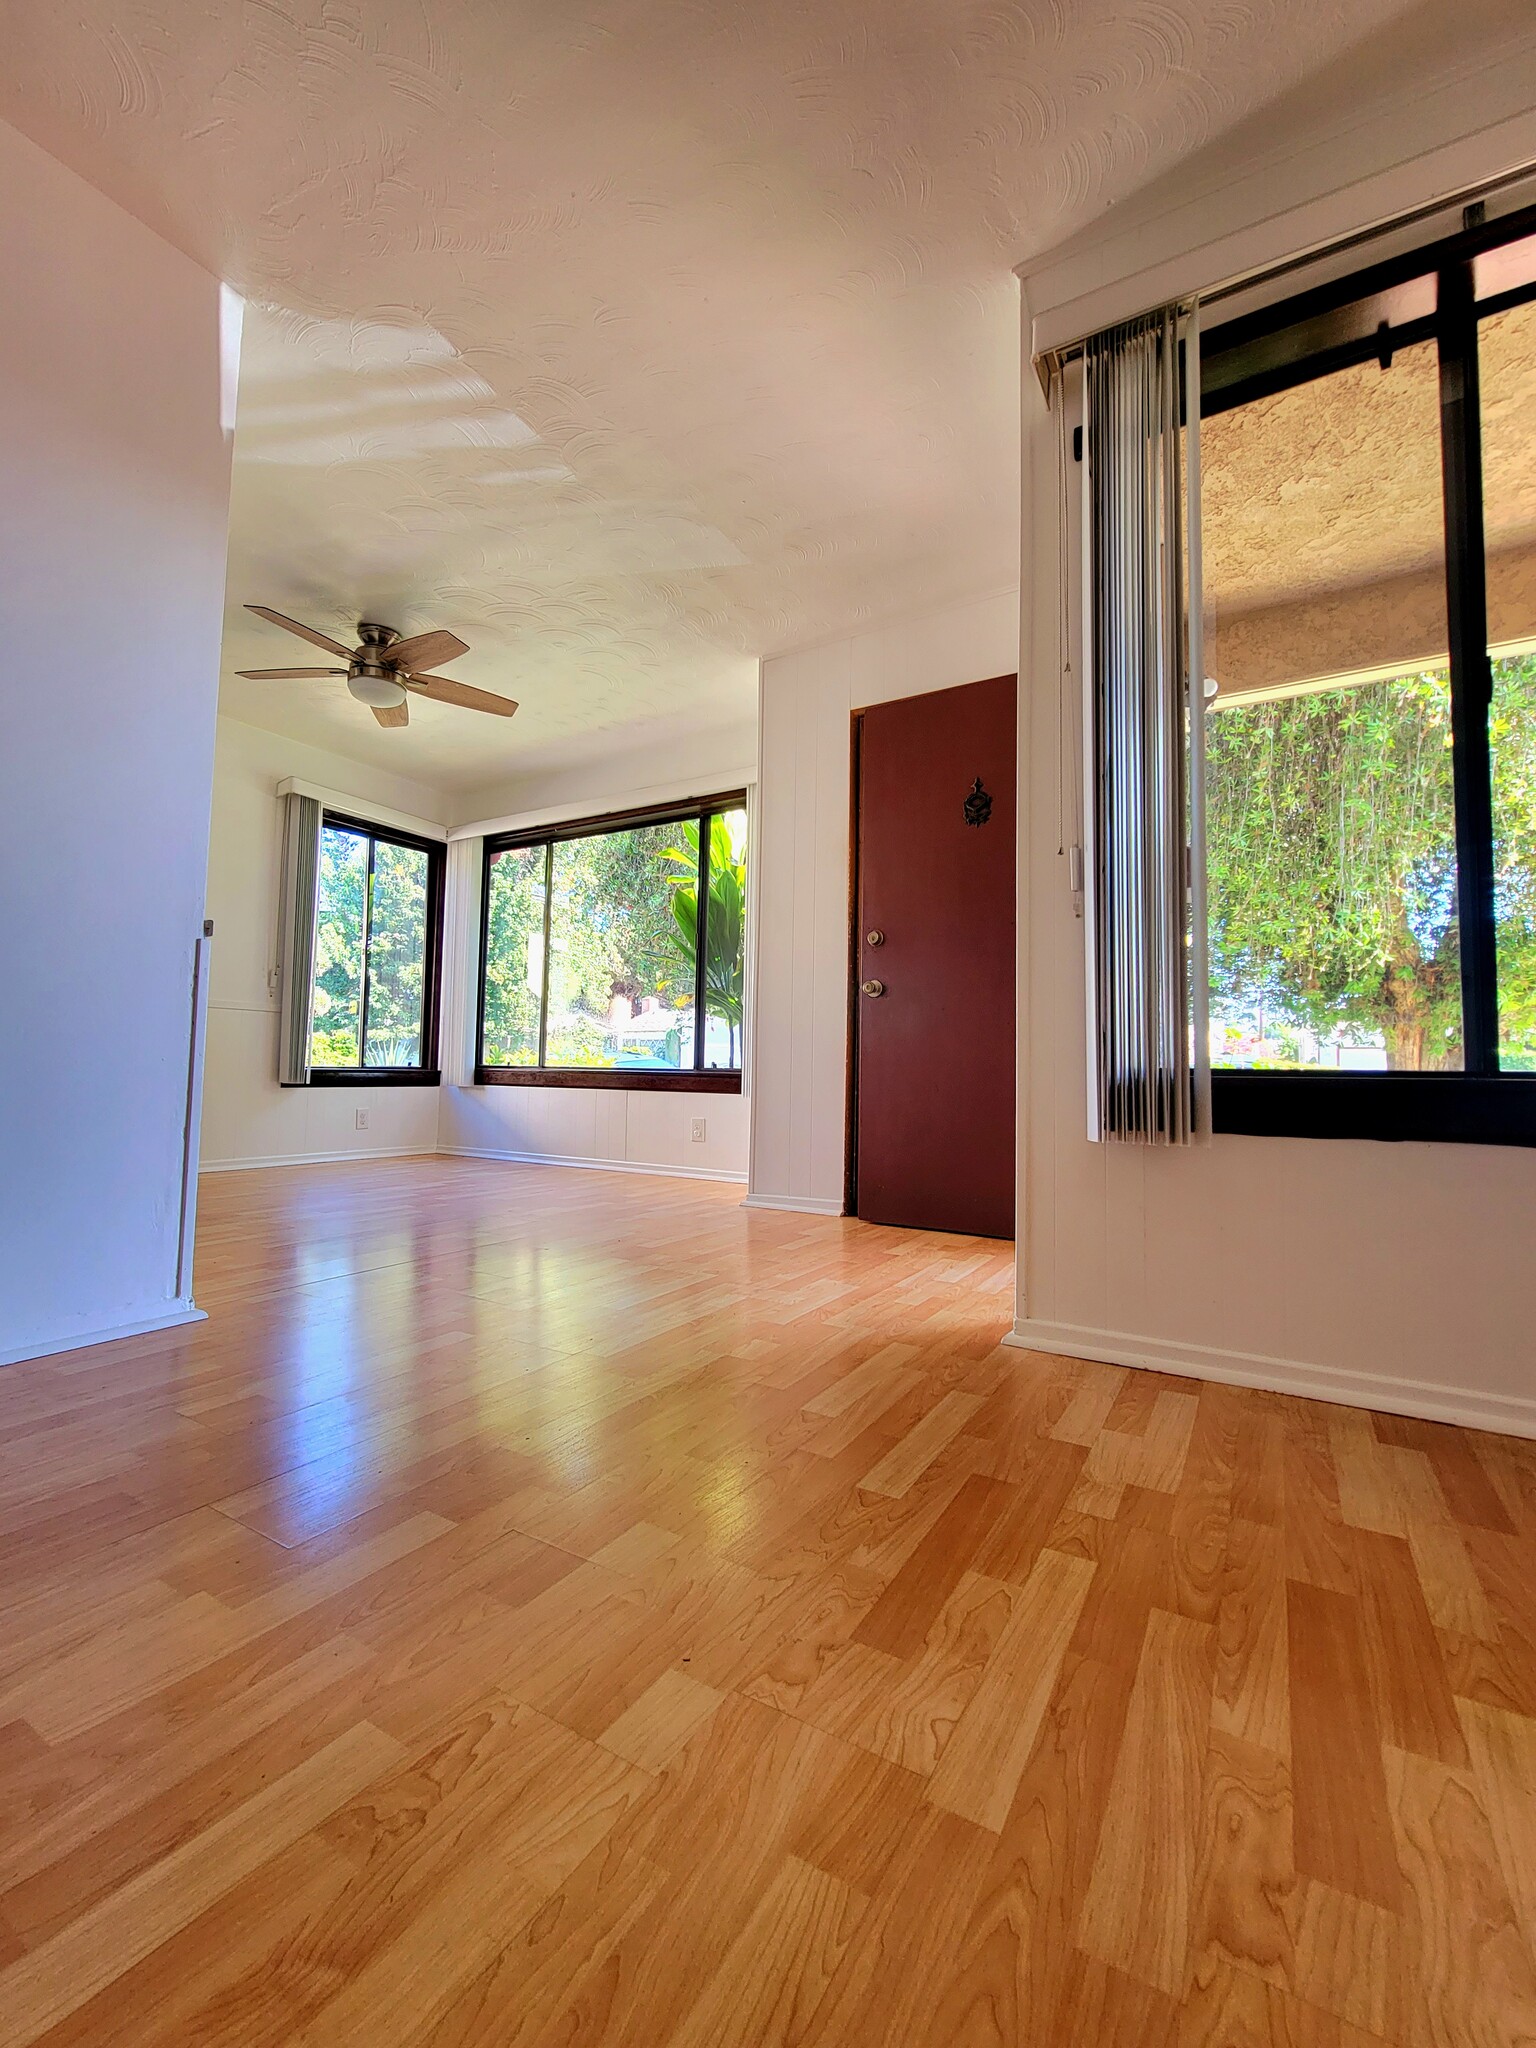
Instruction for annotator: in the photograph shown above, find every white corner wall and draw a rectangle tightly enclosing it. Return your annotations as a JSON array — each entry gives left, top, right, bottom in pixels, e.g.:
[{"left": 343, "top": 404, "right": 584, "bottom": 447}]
[
  {"left": 748, "top": 589, "right": 1021, "bottom": 1212},
  {"left": 0, "top": 117, "right": 236, "bottom": 1363},
  {"left": 200, "top": 718, "right": 448, "bottom": 1170},
  {"left": 1012, "top": 49, "right": 1536, "bottom": 1437}
]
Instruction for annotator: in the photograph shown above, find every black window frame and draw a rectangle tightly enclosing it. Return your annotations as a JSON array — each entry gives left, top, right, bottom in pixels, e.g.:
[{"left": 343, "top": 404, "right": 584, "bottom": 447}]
[
  {"left": 476, "top": 791, "right": 748, "bottom": 1094},
  {"left": 1201, "top": 199, "right": 1536, "bottom": 1148},
  {"left": 307, "top": 809, "right": 446, "bottom": 1087}
]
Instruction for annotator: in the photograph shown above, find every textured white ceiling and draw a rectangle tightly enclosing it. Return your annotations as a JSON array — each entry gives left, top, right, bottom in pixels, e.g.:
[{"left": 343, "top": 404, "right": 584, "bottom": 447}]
[{"left": 0, "top": 0, "right": 1427, "bottom": 790}]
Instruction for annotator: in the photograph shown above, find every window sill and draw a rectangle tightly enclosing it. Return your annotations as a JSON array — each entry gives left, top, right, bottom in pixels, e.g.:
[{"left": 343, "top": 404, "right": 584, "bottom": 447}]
[
  {"left": 1211, "top": 1070, "right": 1536, "bottom": 1147},
  {"left": 475, "top": 1067, "right": 742, "bottom": 1094},
  {"left": 305, "top": 1068, "right": 441, "bottom": 1088}
]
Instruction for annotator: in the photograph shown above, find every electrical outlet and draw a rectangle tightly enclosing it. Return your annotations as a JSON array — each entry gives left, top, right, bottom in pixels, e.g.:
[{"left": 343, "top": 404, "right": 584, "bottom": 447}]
[
  {"left": 690, "top": 1117, "right": 706, "bottom": 1143},
  {"left": 354, "top": 1108, "right": 371, "bottom": 1131}
]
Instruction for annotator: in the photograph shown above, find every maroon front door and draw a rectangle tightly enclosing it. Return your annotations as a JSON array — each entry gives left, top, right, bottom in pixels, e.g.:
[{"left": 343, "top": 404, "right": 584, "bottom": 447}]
[{"left": 853, "top": 673, "right": 1016, "bottom": 1238}]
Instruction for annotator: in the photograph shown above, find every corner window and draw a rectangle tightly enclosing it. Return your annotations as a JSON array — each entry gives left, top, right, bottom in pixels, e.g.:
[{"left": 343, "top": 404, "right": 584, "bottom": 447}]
[
  {"left": 477, "top": 794, "right": 748, "bottom": 1091},
  {"left": 309, "top": 814, "right": 444, "bottom": 1083},
  {"left": 1199, "top": 207, "right": 1536, "bottom": 1144}
]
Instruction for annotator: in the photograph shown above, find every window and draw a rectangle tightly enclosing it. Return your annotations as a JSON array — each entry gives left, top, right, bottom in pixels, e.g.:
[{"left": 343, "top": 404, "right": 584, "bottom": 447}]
[
  {"left": 1479, "top": 293, "right": 1536, "bottom": 1072},
  {"left": 309, "top": 814, "right": 444, "bottom": 1083},
  {"left": 1199, "top": 203, "right": 1536, "bottom": 1143},
  {"left": 478, "top": 794, "right": 748, "bottom": 1091}
]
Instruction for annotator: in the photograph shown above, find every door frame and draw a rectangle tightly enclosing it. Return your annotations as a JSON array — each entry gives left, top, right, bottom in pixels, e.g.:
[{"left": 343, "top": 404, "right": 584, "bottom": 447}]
[
  {"left": 844, "top": 709, "right": 865, "bottom": 1218},
  {"left": 844, "top": 675, "right": 1019, "bottom": 1228}
]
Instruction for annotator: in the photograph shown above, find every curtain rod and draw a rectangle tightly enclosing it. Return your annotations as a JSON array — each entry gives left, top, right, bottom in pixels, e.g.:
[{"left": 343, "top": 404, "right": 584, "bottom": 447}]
[{"left": 1032, "top": 150, "right": 1536, "bottom": 392}]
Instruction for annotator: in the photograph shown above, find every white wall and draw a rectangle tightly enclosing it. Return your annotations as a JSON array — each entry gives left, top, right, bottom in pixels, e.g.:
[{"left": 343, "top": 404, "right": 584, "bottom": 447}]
[
  {"left": 748, "top": 589, "right": 1021, "bottom": 1212},
  {"left": 0, "top": 117, "right": 236, "bottom": 1363},
  {"left": 1011, "top": 39, "right": 1536, "bottom": 1437},
  {"left": 200, "top": 718, "right": 448, "bottom": 1170},
  {"left": 438, "top": 729, "right": 757, "bottom": 1182}
]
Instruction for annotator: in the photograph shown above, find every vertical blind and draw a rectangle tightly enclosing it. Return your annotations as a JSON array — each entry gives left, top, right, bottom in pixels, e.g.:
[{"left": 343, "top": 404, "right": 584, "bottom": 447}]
[
  {"left": 276, "top": 792, "right": 321, "bottom": 1086},
  {"left": 1082, "top": 305, "right": 1206, "bottom": 1143}
]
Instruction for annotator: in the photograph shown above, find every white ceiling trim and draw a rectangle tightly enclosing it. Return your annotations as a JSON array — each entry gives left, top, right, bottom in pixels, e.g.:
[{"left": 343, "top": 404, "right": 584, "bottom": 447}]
[
  {"left": 276, "top": 777, "right": 447, "bottom": 841},
  {"left": 450, "top": 768, "right": 757, "bottom": 844}
]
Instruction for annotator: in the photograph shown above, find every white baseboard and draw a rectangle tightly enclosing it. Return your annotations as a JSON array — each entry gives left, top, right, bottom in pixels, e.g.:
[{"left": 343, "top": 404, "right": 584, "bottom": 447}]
[
  {"left": 200, "top": 1146, "right": 440, "bottom": 1173},
  {"left": 439, "top": 1146, "right": 747, "bottom": 1185},
  {"left": 1, "top": 1304, "right": 207, "bottom": 1369},
  {"left": 741, "top": 1192, "right": 845, "bottom": 1216},
  {"left": 1005, "top": 1316, "right": 1536, "bottom": 1442}
]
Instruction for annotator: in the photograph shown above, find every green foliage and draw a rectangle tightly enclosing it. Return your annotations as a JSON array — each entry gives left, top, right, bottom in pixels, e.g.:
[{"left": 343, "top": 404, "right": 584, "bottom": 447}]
[
  {"left": 310, "top": 1026, "right": 360, "bottom": 1066},
  {"left": 659, "top": 810, "right": 747, "bottom": 1064},
  {"left": 1492, "top": 658, "right": 1536, "bottom": 1069},
  {"left": 478, "top": 810, "right": 750, "bottom": 1070},
  {"left": 1206, "top": 653, "right": 1536, "bottom": 1070},
  {"left": 363, "top": 842, "right": 429, "bottom": 1061},
  {"left": 546, "top": 824, "right": 691, "bottom": 1063},
  {"left": 310, "top": 828, "right": 365, "bottom": 1067},
  {"left": 481, "top": 845, "right": 544, "bottom": 1066},
  {"left": 309, "top": 828, "right": 428, "bottom": 1069}
]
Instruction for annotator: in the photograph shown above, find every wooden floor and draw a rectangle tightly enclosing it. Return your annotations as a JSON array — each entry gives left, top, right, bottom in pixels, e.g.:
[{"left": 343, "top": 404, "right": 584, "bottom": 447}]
[{"left": 1, "top": 1162, "right": 1535, "bottom": 2046}]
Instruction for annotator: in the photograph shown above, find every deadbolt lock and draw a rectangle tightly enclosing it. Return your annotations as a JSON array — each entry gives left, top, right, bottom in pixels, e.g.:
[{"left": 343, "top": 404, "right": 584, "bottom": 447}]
[
  {"left": 865, "top": 929, "right": 884, "bottom": 947},
  {"left": 860, "top": 979, "right": 885, "bottom": 998}
]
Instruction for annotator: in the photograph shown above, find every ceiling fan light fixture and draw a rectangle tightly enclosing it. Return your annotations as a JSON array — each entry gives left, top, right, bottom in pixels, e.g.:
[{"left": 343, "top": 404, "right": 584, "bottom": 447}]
[
  {"left": 346, "top": 671, "right": 408, "bottom": 709},
  {"left": 246, "top": 606, "right": 513, "bottom": 723}
]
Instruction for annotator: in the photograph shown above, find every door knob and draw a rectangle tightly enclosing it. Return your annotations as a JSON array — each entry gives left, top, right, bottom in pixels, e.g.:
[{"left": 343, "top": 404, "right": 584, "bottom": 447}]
[
  {"left": 861, "top": 979, "right": 885, "bottom": 998},
  {"left": 865, "top": 929, "right": 884, "bottom": 947}
]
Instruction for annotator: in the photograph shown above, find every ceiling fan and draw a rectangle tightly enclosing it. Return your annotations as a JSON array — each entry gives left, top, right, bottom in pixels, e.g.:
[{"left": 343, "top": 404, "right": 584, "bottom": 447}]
[{"left": 236, "top": 606, "right": 517, "bottom": 728}]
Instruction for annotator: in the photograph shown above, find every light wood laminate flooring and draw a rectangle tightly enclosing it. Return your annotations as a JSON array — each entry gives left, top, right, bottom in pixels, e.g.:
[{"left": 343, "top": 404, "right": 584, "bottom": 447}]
[{"left": 2, "top": 1158, "right": 1535, "bottom": 2045}]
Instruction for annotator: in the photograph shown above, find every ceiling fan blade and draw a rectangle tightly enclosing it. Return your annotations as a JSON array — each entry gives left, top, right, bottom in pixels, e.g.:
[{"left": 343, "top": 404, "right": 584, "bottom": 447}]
[
  {"left": 246, "top": 604, "right": 355, "bottom": 660},
  {"left": 235, "top": 667, "right": 349, "bottom": 680},
  {"left": 402, "top": 672, "right": 518, "bottom": 717},
  {"left": 389, "top": 629, "right": 469, "bottom": 672},
  {"left": 373, "top": 700, "right": 410, "bottom": 728}
]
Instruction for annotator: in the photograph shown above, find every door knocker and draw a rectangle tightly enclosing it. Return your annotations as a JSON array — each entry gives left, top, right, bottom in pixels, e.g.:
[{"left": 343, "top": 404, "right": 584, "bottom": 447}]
[{"left": 963, "top": 777, "right": 992, "bottom": 827}]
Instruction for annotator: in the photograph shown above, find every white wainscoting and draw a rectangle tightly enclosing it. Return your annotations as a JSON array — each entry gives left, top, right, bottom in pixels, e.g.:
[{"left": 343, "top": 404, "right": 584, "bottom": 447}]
[
  {"left": 438, "top": 1082, "right": 750, "bottom": 1182},
  {"left": 440, "top": 1146, "right": 745, "bottom": 1185}
]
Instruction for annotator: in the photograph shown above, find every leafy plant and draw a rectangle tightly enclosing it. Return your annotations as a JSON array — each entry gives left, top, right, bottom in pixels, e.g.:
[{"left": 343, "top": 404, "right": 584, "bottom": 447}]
[
  {"left": 478, "top": 811, "right": 748, "bottom": 1071},
  {"left": 658, "top": 811, "right": 747, "bottom": 1064}
]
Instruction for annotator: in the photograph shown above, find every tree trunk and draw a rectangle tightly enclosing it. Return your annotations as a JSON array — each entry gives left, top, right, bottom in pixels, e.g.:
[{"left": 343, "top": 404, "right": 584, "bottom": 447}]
[
  {"left": 1382, "top": 1015, "right": 1426, "bottom": 1070},
  {"left": 1379, "top": 945, "right": 1458, "bottom": 1070}
]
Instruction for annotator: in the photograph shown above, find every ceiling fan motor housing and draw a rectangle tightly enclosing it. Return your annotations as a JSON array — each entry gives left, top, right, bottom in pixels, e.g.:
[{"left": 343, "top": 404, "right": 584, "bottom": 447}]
[{"left": 347, "top": 623, "right": 407, "bottom": 706}]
